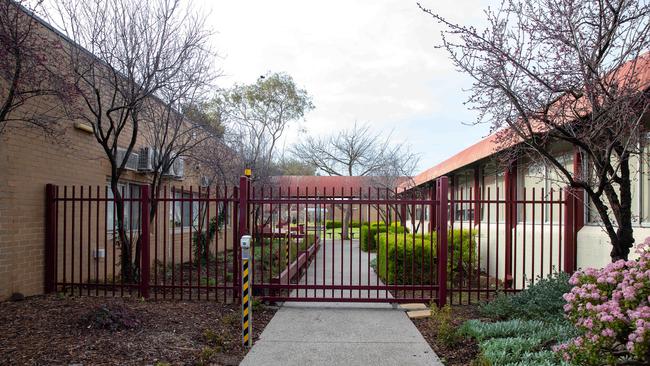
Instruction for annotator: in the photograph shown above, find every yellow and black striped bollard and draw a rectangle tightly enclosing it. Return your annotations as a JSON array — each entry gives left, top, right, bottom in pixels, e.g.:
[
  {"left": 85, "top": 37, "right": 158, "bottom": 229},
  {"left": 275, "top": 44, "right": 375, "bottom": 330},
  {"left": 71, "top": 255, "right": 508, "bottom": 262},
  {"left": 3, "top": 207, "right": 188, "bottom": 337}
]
[{"left": 241, "top": 235, "right": 252, "bottom": 347}]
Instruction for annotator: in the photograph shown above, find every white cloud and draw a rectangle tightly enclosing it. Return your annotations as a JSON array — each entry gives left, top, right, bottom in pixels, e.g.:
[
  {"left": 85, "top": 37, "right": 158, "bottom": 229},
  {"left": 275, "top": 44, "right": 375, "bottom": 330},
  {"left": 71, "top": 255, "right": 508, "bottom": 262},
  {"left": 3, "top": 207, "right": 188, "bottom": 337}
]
[{"left": 199, "top": 0, "right": 498, "bottom": 171}]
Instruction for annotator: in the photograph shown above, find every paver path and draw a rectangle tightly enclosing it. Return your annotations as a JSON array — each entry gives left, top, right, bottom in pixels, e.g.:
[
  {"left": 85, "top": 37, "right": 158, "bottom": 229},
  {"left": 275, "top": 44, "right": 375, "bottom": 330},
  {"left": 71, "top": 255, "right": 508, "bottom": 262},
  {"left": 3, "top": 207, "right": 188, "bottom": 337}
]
[{"left": 240, "top": 239, "right": 442, "bottom": 366}]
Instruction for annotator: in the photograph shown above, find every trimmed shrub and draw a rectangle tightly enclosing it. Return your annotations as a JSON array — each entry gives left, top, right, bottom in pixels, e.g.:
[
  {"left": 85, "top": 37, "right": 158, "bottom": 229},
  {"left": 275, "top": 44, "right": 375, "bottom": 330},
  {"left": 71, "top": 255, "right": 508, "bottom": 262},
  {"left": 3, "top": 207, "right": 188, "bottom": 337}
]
[
  {"left": 360, "top": 223, "right": 408, "bottom": 252},
  {"left": 375, "top": 229, "right": 476, "bottom": 284},
  {"left": 376, "top": 232, "right": 436, "bottom": 284},
  {"left": 325, "top": 220, "right": 342, "bottom": 229},
  {"left": 479, "top": 271, "right": 572, "bottom": 321}
]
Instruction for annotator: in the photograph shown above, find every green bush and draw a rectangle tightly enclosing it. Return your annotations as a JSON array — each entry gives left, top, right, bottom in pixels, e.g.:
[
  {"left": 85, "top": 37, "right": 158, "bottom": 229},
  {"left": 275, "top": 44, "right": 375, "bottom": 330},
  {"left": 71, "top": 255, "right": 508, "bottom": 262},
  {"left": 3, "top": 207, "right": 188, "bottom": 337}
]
[
  {"left": 349, "top": 220, "right": 362, "bottom": 228},
  {"left": 479, "top": 271, "right": 572, "bottom": 321},
  {"left": 359, "top": 223, "right": 408, "bottom": 252},
  {"left": 375, "top": 229, "right": 476, "bottom": 284},
  {"left": 376, "top": 232, "right": 436, "bottom": 284},
  {"left": 325, "top": 220, "right": 342, "bottom": 229}
]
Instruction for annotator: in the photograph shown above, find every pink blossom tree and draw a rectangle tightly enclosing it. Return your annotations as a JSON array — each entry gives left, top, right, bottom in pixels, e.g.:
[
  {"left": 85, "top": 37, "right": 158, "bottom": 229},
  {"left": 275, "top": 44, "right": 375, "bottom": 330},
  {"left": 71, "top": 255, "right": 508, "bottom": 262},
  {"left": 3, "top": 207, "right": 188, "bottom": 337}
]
[{"left": 419, "top": 0, "right": 650, "bottom": 261}]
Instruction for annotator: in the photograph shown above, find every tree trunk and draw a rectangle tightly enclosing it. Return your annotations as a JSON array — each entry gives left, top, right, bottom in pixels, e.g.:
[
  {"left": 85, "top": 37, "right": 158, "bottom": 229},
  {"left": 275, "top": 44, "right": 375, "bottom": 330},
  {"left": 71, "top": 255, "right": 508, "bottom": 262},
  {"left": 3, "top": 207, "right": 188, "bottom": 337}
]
[
  {"left": 613, "top": 157, "right": 635, "bottom": 261},
  {"left": 342, "top": 205, "right": 351, "bottom": 239},
  {"left": 112, "top": 182, "right": 137, "bottom": 283}
]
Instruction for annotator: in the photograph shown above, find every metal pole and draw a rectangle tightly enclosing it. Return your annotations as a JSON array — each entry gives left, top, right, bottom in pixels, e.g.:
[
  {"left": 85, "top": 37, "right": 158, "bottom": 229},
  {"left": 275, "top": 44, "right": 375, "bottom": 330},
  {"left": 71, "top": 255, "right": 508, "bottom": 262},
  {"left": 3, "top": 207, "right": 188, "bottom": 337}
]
[{"left": 241, "top": 234, "right": 252, "bottom": 347}]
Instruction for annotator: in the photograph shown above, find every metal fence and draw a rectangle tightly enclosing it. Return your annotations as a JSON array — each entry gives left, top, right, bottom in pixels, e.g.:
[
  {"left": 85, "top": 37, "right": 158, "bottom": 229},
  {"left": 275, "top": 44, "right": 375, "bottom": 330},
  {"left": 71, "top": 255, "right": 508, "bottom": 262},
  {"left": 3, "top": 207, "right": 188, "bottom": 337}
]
[
  {"left": 44, "top": 176, "right": 581, "bottom": 306},
  {"left": 44, "top": 184, "right": 240, "bottom": 302}
]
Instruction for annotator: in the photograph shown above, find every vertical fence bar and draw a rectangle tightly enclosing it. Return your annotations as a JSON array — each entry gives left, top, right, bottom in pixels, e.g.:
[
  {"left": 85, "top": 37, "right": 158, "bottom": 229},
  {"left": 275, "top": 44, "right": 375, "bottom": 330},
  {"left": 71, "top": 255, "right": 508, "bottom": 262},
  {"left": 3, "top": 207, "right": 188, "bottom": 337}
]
[
  {"left": 437, "top": 176, "right": 448, "bottom": 307},
  {"left": 140, "top": 185, "right": 150, "bottom": 299},
  {"left": 45, "top": 184, "right": 57, "bottom": 293},
  {"left": 504, "top": 165, "right": 514, "bottom": 289}
]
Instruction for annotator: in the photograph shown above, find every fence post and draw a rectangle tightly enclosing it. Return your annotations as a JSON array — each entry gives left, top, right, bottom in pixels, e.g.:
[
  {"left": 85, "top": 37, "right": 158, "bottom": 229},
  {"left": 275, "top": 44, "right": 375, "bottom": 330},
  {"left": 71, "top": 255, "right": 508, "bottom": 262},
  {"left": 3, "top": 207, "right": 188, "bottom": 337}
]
[
  {"left": 140, "top": 185, "right": 150, "bottom": 299},
  {"left": 503, "top": 164, "right": 516, "bottom": 288},
  {"left": 473, "top": 166, "right": 481, "bottom": 226},
  {"left": 241, "top": 235, "right": 253, "bottom": 347},
  {"left": 563, "top": 188, "right": 576, "bottom": 274},
  {"left": 237, "top": 173, "right": 251, "bottom": 300},
  {"left": 436, "top": 176, "right": 448, "bottom": 307},
  {"left": 45, "top": 184, "right": 57, "bottom": 294}
]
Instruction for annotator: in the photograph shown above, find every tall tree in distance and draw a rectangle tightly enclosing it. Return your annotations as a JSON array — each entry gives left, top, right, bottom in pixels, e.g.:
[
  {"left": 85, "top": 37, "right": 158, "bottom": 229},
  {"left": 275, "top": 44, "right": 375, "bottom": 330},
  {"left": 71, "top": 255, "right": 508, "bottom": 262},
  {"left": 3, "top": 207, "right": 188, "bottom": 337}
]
[
  {"left": 51, "top": 0, "right": 215, "bottom": 282},
  {"left": 420, "top": 0, "right": 650, "bottom": 261},
  {"left": 292, "top": 122, "right": 420, "bottom": 238},
  {"left": 216, "top": 72, "right": 314, "bottom": 184},
  {"left": 0, "top": 0, "right": 73, "bottom": 139}
]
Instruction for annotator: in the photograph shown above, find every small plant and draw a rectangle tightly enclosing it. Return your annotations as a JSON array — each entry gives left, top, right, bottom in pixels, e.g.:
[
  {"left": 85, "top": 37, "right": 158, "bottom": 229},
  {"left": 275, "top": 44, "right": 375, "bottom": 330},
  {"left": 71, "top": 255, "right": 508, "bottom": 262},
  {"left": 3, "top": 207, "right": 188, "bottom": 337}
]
[
  {"left": 202, "top": 328, "right": 227, "bottom": 352},
  {"left": 430, "top": 303, "right": 460, "bottom": 346},
  {"left": 221, "top": 312, "right": 239, "bottom": 327},
  {"left": 252, "top": 298, "right": 264, "bottom": 312},
  {"left": 480, "top": 271, "right": 572, "bottom": 321},
  {"left": 81, "top": 304, "right": 141, "bottom": 331},
  {"left": 200, "top": 277, "right": 216, "bottom": 286}
]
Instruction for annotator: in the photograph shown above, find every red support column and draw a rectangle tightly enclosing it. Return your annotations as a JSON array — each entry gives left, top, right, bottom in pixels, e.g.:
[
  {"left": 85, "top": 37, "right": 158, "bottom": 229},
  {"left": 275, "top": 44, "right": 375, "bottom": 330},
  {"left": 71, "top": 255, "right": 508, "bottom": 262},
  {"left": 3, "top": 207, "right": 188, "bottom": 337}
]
[
  {"left": 504, "top": 164, "right": 516, "bottom": 288},
  {"left": 139, "top": 185, "right": 151, "bottom": 299},
  {"left": 563, "top": 188, "right": 576, "bottom": 273},
  {"left": 473, "top": 166, "right": 481, "bottom": 225},
  {"left": 436, "top": 176, "right": 449, "bottom": 307},
  {"left": 45, "top": 184, "right": 57, "bottom": 294}
]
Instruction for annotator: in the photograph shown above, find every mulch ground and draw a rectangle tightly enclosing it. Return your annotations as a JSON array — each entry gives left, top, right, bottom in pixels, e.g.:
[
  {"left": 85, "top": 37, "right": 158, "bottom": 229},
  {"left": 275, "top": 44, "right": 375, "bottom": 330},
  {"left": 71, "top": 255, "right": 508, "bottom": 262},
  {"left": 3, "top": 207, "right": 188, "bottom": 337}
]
[
  {"left": 411, "top": 305, "right": 486, "bottom": 366},
  {"left": 0, "top": 294, "right": 276, "bottom": 365}
]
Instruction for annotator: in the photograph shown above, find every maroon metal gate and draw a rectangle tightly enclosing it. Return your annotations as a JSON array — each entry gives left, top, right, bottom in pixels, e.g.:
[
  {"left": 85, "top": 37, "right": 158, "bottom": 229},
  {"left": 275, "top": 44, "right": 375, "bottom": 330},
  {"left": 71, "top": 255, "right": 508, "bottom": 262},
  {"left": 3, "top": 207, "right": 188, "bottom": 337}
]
[{"left": 240, "top": 176, "right": 448, "bottom": 305}]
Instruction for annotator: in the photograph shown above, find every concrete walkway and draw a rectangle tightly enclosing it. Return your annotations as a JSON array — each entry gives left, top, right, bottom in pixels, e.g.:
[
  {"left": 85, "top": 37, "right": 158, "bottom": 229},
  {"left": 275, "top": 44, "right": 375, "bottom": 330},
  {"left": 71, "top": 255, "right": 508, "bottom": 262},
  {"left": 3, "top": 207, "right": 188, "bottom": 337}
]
[{"left": 240, "top": 240, "right": 442, "bottom": 366}]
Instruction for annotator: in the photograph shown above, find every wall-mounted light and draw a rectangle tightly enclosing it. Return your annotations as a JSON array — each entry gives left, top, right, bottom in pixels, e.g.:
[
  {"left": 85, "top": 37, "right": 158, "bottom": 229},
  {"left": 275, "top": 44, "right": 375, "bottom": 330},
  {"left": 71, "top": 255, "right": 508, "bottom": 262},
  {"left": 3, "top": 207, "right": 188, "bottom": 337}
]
[{"left": 74, "top": 122, "right": 93, "bottom": 134}]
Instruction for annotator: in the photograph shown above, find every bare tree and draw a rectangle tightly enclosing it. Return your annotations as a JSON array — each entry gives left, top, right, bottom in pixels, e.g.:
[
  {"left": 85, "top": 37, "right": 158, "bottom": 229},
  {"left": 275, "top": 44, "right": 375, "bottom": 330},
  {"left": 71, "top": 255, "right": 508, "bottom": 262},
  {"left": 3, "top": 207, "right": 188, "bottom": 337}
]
[
  {"left": 51, "top": 0, "right": 215, "bottom": 281},
  {"left": 0, "top": 0, "right": 73, "bottom": 139},
  {"left": 420, "top": 0, "right": 650, "bottom": 261},
  {"left": 292, "top": 122, "right": 420, "bottom": 238},
  {"left": 217, "top": 72, "right": 314, "bottom": 185}
]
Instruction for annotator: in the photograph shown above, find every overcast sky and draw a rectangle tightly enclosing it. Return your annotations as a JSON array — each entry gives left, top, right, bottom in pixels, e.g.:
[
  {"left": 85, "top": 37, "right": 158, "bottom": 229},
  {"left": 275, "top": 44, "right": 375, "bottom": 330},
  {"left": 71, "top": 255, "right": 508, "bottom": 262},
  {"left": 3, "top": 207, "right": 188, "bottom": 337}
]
[{"left": 199, "top": 0, "right": 500, "bottom": 173}]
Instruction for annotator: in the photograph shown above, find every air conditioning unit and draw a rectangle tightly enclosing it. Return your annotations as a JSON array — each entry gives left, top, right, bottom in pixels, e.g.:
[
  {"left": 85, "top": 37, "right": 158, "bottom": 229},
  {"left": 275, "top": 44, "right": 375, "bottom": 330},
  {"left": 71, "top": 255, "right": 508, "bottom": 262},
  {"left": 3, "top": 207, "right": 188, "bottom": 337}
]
[
  {"left": 116, "top": 148, "right": 139, "bottom": 171},
  {"left": 162, "top": 162, "right": 176, "bottom": 177},
  {"left": 173, "top": 158, "right": 185, "bottom": 179},
  {"left": 200, "top": 175, "right": 210, "bottom": 187},
  {"left": 138, "top": 147, "right": 156, "bottom": 172}
]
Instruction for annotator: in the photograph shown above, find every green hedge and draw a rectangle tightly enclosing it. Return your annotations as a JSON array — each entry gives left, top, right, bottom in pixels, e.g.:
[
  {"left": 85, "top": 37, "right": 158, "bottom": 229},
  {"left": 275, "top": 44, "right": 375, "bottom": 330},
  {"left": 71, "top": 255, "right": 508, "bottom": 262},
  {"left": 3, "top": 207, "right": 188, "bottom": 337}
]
[
  {"left": 325, "top": 220, "right": 342, "bottom": 229},
  {"left": 360, "top": 223, "right": 408, "bottom": 252},
  {"left": 375, "top": 229, "right": 477, "bottom": 285},
  {"left": 376, "top": 232, "right": 436, "bottom": 284},
  {"left": 326, "top": 220, "right": 365, "bottom": 229}
]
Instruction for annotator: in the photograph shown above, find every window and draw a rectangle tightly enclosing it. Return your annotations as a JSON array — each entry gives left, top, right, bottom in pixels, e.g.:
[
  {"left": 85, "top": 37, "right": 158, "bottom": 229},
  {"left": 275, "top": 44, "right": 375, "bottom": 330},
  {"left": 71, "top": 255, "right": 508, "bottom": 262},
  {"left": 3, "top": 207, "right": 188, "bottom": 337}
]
[
  {"left": 454, "top": 171, "right": 474, "bottom": 221},
  {"left": 106, "top": 182, "right": 142, "bottom": 231},
  {"left": 171, "top": 191, "right": 200, "bottom": 227}
]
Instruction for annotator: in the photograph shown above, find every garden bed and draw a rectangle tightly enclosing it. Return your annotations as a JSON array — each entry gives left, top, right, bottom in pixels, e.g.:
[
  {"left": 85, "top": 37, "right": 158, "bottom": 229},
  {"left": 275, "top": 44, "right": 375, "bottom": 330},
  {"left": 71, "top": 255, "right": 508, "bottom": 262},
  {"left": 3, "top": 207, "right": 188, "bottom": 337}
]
[
  {"left": 0, "top": 294, "right": 276, "bottom": 365},
  {"left": 411, "top": 305, "right": 483, "bottom": 366}
]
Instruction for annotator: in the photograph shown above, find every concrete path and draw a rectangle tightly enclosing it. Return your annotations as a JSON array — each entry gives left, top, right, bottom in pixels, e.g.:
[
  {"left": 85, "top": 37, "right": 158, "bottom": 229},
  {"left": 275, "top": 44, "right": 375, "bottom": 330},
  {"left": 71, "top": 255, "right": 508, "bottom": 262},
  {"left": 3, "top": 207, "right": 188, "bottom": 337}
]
[{"left": 240, "top": 240, "right": 442, "bottom": 366}]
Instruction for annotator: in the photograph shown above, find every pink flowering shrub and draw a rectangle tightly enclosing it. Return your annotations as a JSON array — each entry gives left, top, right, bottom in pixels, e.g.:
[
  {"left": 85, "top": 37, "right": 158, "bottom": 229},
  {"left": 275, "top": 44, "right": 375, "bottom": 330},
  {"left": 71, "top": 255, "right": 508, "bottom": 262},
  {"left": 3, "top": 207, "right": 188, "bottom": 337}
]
[{"left": 554, "top": 237, "right": 650, "bottom": 365}]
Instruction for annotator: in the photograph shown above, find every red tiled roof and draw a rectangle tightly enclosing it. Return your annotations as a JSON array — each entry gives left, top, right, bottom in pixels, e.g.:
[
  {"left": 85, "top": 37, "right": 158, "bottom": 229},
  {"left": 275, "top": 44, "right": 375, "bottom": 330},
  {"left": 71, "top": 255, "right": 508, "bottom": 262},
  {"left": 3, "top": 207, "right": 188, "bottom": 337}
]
[
  {"left": 270, "top": 175, "right": 406, "bottom": 197},
  {"left": 402, "top": 53, "right": 650, "bottom": 191}
]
